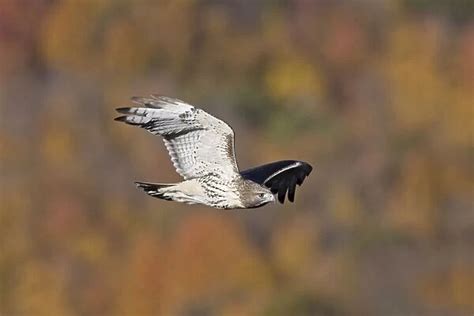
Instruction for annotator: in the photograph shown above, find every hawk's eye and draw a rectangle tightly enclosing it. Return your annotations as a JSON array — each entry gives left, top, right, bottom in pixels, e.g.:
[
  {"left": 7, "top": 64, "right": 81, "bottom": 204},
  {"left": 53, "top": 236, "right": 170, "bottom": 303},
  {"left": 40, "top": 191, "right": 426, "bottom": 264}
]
[{"left": 258, "top": 193, "right": 266, "bottom": 199}]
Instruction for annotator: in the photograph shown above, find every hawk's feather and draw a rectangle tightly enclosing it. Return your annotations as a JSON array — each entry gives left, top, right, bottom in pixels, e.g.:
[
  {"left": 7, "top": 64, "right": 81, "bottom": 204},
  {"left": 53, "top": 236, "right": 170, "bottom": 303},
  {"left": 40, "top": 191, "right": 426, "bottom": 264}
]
[
  {"left": 116, "top": 95, "right": 238, "bottom": 180},
  {"left": 240, "top": 160, "right": 313, "bottom": 203},
  {"left": 115, "top": 96, "right": 312, "bottom": 208}
]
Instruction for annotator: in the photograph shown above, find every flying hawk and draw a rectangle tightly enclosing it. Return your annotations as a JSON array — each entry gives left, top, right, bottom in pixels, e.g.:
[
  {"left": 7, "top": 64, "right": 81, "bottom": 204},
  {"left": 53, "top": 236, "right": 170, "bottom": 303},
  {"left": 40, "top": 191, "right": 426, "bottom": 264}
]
[{"left": 115, "top": 95, "right": 312, "bottom": 209}]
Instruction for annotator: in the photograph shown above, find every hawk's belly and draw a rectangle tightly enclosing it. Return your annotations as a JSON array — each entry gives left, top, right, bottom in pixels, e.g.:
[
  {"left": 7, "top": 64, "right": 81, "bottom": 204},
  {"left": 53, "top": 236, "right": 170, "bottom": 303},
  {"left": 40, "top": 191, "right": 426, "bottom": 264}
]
[{"left": 196, "top": 174, "right": 244, "bottom": 209}]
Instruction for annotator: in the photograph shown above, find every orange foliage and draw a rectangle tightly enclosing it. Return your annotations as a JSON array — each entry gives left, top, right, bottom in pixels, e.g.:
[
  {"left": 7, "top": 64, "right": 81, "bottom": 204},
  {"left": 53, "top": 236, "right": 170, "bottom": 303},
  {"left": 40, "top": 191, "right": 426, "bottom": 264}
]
[{"left": 1, "top": 1, "right": 472, "bottom": 315}]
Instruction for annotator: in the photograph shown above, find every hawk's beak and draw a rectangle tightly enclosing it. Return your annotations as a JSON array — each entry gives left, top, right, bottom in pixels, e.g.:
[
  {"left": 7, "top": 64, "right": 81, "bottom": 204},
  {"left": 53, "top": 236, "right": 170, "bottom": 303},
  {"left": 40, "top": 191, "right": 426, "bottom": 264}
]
[{"left": 270, "top": 194, "right": 276, "bottom": 203}]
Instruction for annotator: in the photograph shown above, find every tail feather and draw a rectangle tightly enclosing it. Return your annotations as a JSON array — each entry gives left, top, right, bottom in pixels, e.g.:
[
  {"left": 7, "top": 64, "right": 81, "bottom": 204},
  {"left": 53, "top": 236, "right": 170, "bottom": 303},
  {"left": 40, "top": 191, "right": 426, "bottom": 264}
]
[{"left": 135, "top": 181, "right": 175, "bottom": 201}]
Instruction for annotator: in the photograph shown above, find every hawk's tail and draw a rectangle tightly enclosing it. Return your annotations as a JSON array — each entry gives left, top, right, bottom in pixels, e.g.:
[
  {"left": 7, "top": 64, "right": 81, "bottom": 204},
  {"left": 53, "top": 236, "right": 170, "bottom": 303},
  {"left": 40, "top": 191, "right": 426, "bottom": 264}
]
[{"left": 135, "top": 181, "right": 176, "bottom": 201}]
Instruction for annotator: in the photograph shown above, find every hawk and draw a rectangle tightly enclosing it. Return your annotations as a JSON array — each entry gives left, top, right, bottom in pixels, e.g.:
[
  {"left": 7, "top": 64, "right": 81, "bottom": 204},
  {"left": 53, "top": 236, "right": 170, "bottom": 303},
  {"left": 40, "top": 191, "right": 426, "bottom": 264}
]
[{"left": 115, "top": 95, "right": 312, "bottom": 209}]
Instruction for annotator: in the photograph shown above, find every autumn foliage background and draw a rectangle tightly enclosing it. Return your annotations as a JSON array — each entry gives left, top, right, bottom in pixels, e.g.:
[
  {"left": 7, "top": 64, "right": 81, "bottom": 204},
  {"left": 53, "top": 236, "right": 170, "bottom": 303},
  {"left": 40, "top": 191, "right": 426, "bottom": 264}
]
[{"left": 1, "top": 0, "right": 473, "bottom": 315}]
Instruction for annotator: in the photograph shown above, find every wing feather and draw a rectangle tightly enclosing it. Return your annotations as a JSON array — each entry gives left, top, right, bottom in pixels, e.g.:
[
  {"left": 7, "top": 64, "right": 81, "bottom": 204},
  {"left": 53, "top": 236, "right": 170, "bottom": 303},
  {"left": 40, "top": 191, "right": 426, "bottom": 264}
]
[
  {"left": 287, "top": 176, "right": 297, "bottom": 202},
  {"left": 115, "top": 95, "right": 239, "bottom": 180},
  {"left": 240, "top": 160, "right": 313, "bottom": 203}
]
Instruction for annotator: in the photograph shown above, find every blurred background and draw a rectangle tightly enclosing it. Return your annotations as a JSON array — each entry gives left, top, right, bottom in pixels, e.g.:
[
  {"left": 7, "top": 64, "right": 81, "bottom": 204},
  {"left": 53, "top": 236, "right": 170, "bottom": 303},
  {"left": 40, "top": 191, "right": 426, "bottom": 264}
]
[{"left": 1, "top": 0, "right": 473, "bottom": 315}]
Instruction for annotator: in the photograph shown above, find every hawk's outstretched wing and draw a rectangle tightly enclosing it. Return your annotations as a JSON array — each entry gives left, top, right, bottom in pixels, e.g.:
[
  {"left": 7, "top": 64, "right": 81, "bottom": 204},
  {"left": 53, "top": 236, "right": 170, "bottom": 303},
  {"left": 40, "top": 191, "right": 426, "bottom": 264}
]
[
  {"left": 240, "top": 160, "right": 312, "bottom": 203},
  {"left": 115, "top": 95, "right": 239, "bottom": 180}
]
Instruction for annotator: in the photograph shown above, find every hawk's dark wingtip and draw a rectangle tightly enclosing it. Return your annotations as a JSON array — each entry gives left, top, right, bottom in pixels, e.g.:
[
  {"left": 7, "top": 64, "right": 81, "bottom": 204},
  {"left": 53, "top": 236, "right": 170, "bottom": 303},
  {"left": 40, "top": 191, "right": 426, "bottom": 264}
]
[
  {"left": 114, "top": 115, "right": 127, "bottom": 122},
  {"left": 303, "top": 162, "right": 313, "bottom": 175},
  {"left": 114, "top": 107, "right": 133, "bottom": 122},
  {"left": 240, "top": 160, "right": 313, "bottom": 204},
  {"left": 116, "top": 107, "right": 131, "bottom": 114}
]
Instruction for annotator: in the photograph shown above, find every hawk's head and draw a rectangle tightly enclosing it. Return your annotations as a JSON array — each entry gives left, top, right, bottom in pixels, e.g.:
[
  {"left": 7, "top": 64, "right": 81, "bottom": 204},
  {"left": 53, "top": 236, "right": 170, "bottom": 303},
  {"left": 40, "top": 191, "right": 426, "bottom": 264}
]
[{"left": 239, "top": 180, "right": 275, "bottom": 208}]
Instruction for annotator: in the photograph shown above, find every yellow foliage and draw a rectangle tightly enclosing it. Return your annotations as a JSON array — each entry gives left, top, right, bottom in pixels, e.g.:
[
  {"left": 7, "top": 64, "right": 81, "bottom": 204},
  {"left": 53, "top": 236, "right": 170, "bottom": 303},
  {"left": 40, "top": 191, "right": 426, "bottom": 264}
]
[
  {"left": 103, "top": 19, "right": 154, "bottom": 75},
  {"left": 272, "top": 216, "right": 321, "bottom": 279},
  {"left": 41, "top": 0, "right": 112, "bottom": 71},
  {"left": 438, "top": 87, "right": 474, "bottom": 147},
  {"left": 116, "top": 234, "right": 164, "bottom": 315},
  {"left": 386, "top": 152, "right": 440, "bottom": 239},
  {"left": 73, "top": 232, "right": 109, "bottom": 265},
  {"left": 160, "top": 214, "right": 272, "bottom": 313},
  {"left": 418, "top": 263, "right": 474, "bottom": 310},
  {"left": 328, "top": 183, "right": 362, "bottom": 227},
  {"left": 40, "top": 122, "right": 75, "bottom": 169},
  {"left": 383, "top": 20, "right": 447, "bottom": 131},
  {"left": 12, "top": 262, "right": 71, "bottom": 316},
  {"left": 1, "top": 1, "right": 472, "bottom": 315},
  {"left": 265, "top": 55, "right": 324, "bottom": 102}
]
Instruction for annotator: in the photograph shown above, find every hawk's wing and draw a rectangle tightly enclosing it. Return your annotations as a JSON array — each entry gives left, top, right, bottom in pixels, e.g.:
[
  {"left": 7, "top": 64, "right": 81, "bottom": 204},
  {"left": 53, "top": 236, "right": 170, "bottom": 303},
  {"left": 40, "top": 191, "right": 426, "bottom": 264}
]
[
  {"left": 240, "top": 160, "right": 312, "bottom": 203},
  {"left": 115, "top": 95, "right": 239, "bottom": 180}
]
